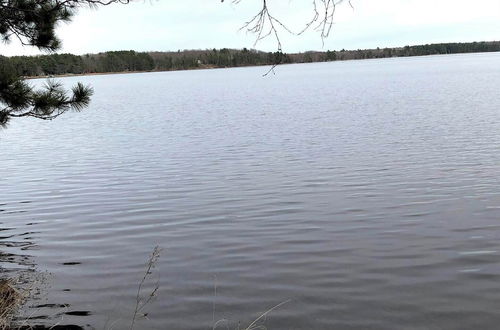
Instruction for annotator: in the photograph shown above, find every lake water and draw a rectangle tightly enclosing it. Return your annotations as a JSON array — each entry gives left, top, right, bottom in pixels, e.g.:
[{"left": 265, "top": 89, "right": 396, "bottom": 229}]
[{"left": 2, "top": 52, "right": 500, "bottom": 330}]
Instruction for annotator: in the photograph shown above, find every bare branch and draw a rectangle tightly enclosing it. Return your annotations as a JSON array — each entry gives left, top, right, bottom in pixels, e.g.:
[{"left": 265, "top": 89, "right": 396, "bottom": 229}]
[{"left": 230, "top": 0, "right": 354, "bottom": 50}]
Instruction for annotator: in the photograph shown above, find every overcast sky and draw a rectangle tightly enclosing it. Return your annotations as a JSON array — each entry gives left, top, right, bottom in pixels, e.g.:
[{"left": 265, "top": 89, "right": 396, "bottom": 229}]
[{"left": 2, "top": 0, "right": 500, "bottom": 56}]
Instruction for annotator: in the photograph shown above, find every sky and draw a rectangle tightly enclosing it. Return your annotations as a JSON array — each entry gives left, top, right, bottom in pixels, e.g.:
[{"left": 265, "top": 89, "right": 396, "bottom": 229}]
[{"left": 1, "top": 0, "right": 500, "bottom": 56}]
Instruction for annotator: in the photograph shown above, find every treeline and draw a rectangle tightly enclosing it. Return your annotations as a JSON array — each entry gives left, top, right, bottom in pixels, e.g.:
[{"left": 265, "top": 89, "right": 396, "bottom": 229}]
[
  {"left": 5, "top": 41, "right": 500, "bottom": 77},
  {"left": 290, "top": 41, "right": 500, "bottom": 63},
  {"left": 8, "top": 51, "right": 156, "bottom": 76},
  {"left": 6, "top": 49, "right": 283, "bottom": 77}
]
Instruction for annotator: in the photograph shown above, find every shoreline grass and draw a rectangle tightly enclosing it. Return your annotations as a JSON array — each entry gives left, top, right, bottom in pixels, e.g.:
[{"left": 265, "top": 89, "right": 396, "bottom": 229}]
[{"left": 0, "top": 279, "right": 24, "bottom": 330}]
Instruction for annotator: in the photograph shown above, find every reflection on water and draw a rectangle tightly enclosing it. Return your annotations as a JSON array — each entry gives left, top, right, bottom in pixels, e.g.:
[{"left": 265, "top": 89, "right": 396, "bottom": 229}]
[
  {"left": 1, "top": 53, "right": 500, "bottom": 329},
  {"left": 0, "top": 208, "right": 85, "bottom": 329},
  {"left": 0, "top": 213, "right": 37, "bottom": 276}
]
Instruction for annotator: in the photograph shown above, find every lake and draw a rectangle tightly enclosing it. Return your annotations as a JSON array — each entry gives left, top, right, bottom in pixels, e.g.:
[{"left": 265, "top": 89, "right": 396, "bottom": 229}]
[{"left": 1, "top": 52, "right": 500, "bottom": 330}]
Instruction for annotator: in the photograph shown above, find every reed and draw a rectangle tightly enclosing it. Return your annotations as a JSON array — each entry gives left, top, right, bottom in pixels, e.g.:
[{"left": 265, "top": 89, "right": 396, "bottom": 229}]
[
  {"left": 130, "top": 246, "right": 161, "bottom": 330},
  {"left": 0, "top": 279, "right": 24, "bottom": 330}
]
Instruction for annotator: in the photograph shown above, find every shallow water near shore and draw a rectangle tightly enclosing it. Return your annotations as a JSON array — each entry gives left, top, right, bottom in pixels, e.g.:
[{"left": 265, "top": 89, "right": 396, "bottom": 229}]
[{"left": 2, "top": 52, "right": 500, "bottom": 329}]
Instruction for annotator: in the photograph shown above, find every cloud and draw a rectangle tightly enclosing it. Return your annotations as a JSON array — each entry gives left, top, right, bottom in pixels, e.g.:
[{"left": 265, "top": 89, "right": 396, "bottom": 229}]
[{"left": 1, "top": 0, "right": 499, "bottom": 56}]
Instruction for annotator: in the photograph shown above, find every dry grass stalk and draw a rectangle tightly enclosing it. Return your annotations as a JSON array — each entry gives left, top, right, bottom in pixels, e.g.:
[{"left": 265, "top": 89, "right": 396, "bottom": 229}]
[
  {"left": 130, "top": 246, "right": 161, "bottom": 330},
  {"left": 0, "top": 279, "right": 24, "bottom": 330},
  {"left": 242, "top": 299, "right": 291, "bottom": 330},
  {"left": 213, "top": 298, "right": 291, "bottom": 330}
]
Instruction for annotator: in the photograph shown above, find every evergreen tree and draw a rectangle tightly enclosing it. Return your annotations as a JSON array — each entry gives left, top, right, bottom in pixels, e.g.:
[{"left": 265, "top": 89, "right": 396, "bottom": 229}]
[{"left": 0, "top": 0, "right": 129, "bottom": 128}]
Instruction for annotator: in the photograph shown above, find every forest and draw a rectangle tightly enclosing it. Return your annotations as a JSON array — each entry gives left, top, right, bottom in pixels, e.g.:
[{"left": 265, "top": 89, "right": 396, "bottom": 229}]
[{"left": 5, "top": 41, "right": 500, "bottom": 77}]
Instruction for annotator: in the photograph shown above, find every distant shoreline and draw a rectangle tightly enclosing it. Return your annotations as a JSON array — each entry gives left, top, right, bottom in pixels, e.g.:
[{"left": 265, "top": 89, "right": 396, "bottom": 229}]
[
  {"left": 20, "top": 45, "right": 500, "bottom": 80},
  {"left": 22, "top": 62, "right": 287, "bottom": 80},
  {"left": 23, "top": 65, "right": 224, "bottom": 80}
]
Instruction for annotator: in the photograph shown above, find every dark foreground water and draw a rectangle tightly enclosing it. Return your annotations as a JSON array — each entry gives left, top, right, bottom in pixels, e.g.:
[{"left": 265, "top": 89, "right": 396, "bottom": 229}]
[{"left": 2, "top": 53, "right": 500, "bottom": 330}]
